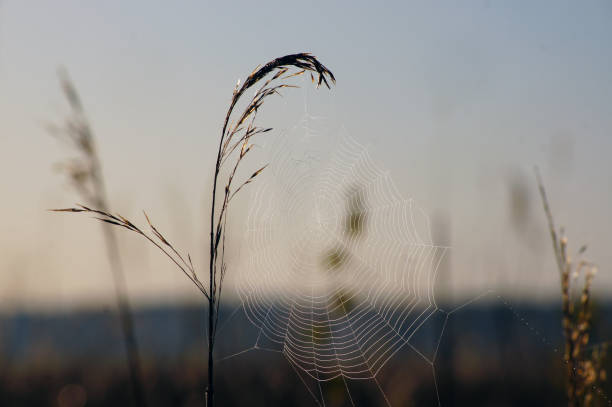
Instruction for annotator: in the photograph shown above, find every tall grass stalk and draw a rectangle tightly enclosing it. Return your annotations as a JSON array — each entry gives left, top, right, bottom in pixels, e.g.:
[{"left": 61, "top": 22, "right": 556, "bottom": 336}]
[
  {"left": 49, "top": 70, "right": 147, "bottom": 407},
  {"left": 54, "top": 53, "right": 335, "bottom": 406},
  {"left": 535, "top": 168, "right": 607, "bottom": 407}
]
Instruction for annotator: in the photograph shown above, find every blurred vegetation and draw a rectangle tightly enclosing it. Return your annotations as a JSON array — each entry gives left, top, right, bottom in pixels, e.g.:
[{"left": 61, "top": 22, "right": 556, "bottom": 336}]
[
  {"left": 536, "top": 170, "right": 607, "bottom": 407},
  {"left": 4, "top": 303, "right": 610, "bottom": 406}
]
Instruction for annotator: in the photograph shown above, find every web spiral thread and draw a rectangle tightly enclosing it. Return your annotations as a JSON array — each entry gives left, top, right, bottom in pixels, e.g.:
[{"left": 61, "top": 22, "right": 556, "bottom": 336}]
[{"left": 235, "top": 109, "right": 447, "bottom": 382}]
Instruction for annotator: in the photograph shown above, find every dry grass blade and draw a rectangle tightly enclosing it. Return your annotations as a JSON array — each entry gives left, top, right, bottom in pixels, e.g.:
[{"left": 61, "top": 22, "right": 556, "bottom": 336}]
[
  {"left": 53, "top": 206, "right": 209, "bottom": 300},
  {"left": 51, "top": 207, "right": 87, "bottom": 212},
  {"left": 54, "top": 53, "right": 335, "bottom": 407},
  {"left": 229, "top": 164, "right": 268, "bottom": 202},
  {"left": 205, "top": 52, "right": 335, "bottom": 406}
]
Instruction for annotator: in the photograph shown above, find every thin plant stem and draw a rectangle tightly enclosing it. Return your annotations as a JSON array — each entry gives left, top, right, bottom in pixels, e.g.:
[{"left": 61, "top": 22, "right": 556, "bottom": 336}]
[
  {"left": 54, "top": 53, "right": 335, "bottom": 406},
  {"left": 535, "top": 167, "right": 606, "bottom": 407}
]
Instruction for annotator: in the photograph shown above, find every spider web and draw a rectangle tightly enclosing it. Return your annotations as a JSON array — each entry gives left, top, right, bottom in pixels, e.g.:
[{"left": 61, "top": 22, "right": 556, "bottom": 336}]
[
  {"left": 219, "top": 85, "right": 448, "bottom": 403},
  {"left": 216, "top": 90, "right": 612, "bottom": 406}
]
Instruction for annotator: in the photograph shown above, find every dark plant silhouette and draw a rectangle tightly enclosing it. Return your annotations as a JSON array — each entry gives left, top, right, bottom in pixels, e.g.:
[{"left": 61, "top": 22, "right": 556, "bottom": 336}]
[{"left": 54, "top": 53, "right": 335, "bottom": 406}]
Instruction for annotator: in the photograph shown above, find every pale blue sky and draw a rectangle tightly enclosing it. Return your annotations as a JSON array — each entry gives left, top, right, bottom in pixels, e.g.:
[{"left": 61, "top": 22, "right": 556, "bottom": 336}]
[{"left": 1, "top": 1, "right": 611, "bottom": 309}]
